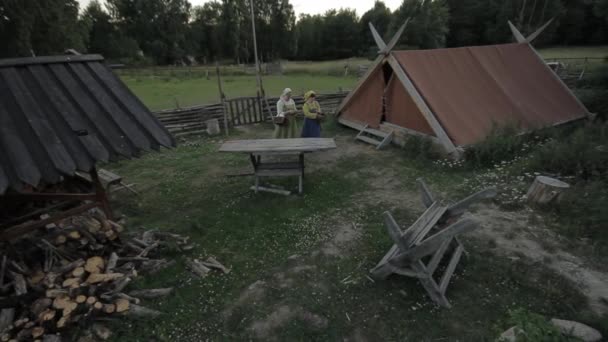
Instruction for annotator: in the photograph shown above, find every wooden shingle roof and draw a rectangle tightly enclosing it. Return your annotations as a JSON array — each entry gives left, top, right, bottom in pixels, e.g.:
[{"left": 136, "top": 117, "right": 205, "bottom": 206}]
[{"left": 0, "top": 55, "right": 175, "bottom": 194}]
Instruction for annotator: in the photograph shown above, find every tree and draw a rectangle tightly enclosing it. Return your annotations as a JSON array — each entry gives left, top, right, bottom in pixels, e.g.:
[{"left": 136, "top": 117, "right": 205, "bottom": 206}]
[
  {"left": 0, "top": 0, "right": 86, "bottom": 58},
  {"left": 190, "top": 2, "right": 222, "bottom": 63},
  {"left": 321, "top": 9, "right": 361, "bottom": 59},
  {"left": 391, "top": 0, "right": 450, "bottom": 49},
  {"left": 107, "top": 0, "right": 191, "bottom": 64},
  {"left": 80, "top": 1, "right": 139, "bottom": 60},
  {"left": 360, "top": 1, "right": 392, "bottom": 55}
]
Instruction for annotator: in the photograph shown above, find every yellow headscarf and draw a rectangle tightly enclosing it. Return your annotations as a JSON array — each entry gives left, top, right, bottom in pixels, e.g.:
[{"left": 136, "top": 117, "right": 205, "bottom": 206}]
[{"left": 304, "top": 90, "right": 316, "bottom": 101}]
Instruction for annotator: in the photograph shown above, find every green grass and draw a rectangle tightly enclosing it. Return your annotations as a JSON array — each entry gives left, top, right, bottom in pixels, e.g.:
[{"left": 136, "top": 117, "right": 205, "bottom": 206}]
[
  {"left": 538, "top": 45, "right": 608, "bottom": 59},
  {"left": 101, "top": 121, "right": 605, "bottom": 341},
  {"left": 122, "top": 74, "right": 357, "bottom": 111}
]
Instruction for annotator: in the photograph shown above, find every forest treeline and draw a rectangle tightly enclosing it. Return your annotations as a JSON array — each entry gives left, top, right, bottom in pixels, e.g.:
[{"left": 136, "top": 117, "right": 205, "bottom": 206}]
[{"left": 1, "top": 0, "right": 607, "bottom": 64}]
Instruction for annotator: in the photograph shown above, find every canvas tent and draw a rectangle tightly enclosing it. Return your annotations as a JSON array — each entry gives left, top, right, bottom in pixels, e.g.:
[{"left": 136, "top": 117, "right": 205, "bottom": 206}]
[{"left": 337, "top": 21, "right": 589, "bottom": 155}]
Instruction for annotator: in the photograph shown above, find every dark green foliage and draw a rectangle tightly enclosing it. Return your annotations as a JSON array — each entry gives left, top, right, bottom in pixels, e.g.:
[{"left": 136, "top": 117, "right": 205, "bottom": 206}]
[
  {"left": 557, "top": 179, "right": 608, "bottom": 244},
  {"left": 528, "top": 123, "right": 607, "bottom": 179},
  {"left": 463, "top": 126, "right": 526, "bottom": 168},
  {"left": 506, "top": 308, "right": 575, "bottom": 341},
  {"left": 401, "top": 135, "right": 443, "bottom": 161},
  {"left": 390, "top": 0, "right": 450, "bottom": 49}
]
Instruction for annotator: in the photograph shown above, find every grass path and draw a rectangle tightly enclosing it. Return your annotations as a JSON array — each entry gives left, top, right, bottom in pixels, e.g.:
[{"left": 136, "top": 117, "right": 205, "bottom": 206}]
[{"left": 104, "top": 121, "right": 606, "bottom": 341}]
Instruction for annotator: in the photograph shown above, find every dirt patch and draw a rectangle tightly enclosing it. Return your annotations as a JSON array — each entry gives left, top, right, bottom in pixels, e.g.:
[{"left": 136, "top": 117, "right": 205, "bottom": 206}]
[
  {"left": 474, "top": 205, "right": 608, "bottom": 314},
  {"left": 221, "top": 280, "right": 267, "bottom": 319},
  {"left": 249, "top": 305, "right": 328, "bottom": 340}
]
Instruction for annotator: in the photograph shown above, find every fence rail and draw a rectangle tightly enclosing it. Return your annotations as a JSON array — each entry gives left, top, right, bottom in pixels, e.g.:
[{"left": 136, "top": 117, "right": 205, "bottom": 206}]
[{"left": 155, "top": 92, "right": 348, "bottom": 137}]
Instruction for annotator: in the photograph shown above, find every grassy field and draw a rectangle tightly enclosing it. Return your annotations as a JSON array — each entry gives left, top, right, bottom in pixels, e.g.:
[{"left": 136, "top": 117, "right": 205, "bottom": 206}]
[
  {"left": 121, "top": 46, "right": 607, "bottom": 111},
  {"left": 101, "top": 119, "right": 608, "bottom": 341},
  {"left": 122, "top": 74, "right": 357, "bottom": 111}
]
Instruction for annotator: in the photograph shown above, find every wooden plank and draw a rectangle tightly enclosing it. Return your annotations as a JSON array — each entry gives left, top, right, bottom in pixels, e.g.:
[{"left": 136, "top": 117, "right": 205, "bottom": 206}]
[
  {"left": 526, "top": 18, "right": 554, "bottom": 43},
  {"left": 376, "top": 131, "right": 393, "bottom": 150},
  {"left": 356, "top": 135, "right": 381, "bottom": 146},
  {"left": 256, "top": 169, "right": 302, "bottom": 177},
  {"left": 411, "top": 206, "right": 448, "bottom": 246},
  {"left": 416, "top": 178, "right": 435, "bottom": 208},
  {"left": 426, "top": 237, "right": 453, "bottom": 276},
  {"left": 412, "top": 261, "right": 451, "bottom": 308},
  {"left": 386, "top": 55, "right": 458, "bottom": 155},
  {"left": 249, "top": 186, "right": 291, "bottom": 196},
  {"left": 446, "top": 188, "right": 497, "bottom": 217},
  {"left": 508, "top": 21, "right": 526, "bottom": 43},
  {"left": 369, "top": 244, "right": 399, "bottom": 279},
  {"left": 369, "top": 23, "right": 387, "bottom": 52},
  {"left": 219, "top": 138, "right": 336, "bottom": 153},
  {"left": 384, "top": 19, "right": 409, "bottom": 53},
  {"left": 391, "top": 218, "right": 477, "bottom": 265},
  {"left": 400, "top": 202, "right": 443, "bottom": 246},
  {"left": 439, "top": 244, "right": 464, "bottom": 294},
  {"left": 383, "top": 212, "right": 408, "bottom": 251}
]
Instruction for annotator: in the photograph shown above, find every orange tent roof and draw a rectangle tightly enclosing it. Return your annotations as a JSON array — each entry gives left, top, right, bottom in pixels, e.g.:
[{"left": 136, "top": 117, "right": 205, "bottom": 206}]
[{"left": 392, "top": 43, "right": 588, "bottom": 146}]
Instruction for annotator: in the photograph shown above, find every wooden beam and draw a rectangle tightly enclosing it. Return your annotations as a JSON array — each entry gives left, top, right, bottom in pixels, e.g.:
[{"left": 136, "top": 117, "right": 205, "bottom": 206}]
[
  {"left": 416, "top": 178, "right": 434, "bottom": 208},
  {"left": 390, "top": 218, "right": 478, "bottom": 265},
  {"left": 0, "top": 54, "right": 104, "bottom": 67},
  {"left": 384, "top": 19, "right": 410, "bottom": 53},
  {"left": 526, "top": 18, "right": 554, "bottom": 43},
  {"left": 446, "top": 188, "right": 497, "bottom": 217},
  {"left": 508, "top": 20, "right": 526, "bottom": 43},
  {"left": 1, "top": 193, "right": 97, "bottom": 201},
  {"left": 369, "top": 23, "right": 387, "bottom": 52},
  {"left": 386, "top": 55, "right": 458, "bottom": 155}
]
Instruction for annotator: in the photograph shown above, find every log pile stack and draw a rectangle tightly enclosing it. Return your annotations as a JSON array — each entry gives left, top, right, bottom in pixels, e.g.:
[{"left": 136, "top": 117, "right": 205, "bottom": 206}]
[{"left": 0, "top": 209, "right": 192, "bottom": 341}]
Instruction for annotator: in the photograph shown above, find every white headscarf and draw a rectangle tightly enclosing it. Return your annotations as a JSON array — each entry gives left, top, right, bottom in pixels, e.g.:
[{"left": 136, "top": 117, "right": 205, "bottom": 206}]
[
  {"left": 281, "top": 88, "right": 292, "bottom": 98},
  {"left": 277, "top": 88, "right": 295, "bottom": 117}
]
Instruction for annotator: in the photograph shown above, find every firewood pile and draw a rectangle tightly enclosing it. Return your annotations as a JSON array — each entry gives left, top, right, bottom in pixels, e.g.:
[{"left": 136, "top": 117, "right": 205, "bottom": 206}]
[{"left": 0, "top": 209, "right": 193, "bottom": 341}]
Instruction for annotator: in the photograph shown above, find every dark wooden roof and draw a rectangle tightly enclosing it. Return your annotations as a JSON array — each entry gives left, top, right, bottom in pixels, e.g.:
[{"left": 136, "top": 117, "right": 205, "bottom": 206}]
[{"left": 0, "top": 55, "right": 175, "bottom": 194}]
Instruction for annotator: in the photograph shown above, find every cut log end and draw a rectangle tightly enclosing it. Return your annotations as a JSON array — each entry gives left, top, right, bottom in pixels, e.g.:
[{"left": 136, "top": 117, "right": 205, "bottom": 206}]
[{"left": 527, "top": 175, "right": 570, "bottom": 205}]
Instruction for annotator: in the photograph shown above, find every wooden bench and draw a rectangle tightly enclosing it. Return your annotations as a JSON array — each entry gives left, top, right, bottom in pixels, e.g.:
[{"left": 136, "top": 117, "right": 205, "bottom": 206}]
[{"left": 370, "top": 178, "right": 496, "bottom": 307}]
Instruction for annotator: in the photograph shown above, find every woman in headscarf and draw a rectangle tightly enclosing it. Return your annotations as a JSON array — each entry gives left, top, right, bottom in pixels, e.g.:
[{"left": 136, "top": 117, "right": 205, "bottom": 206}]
[
  {"left": 301, "top": 90, "right": 323, "bottom": 138},
  {"left": 273, "top": 88, "right": 299, "bottom": 139}
]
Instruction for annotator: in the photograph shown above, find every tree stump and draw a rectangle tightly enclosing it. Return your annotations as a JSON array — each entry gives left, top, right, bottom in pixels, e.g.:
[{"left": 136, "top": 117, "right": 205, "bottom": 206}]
[{"left": 526, "top": 176, "right": 570, "bottom": 204}]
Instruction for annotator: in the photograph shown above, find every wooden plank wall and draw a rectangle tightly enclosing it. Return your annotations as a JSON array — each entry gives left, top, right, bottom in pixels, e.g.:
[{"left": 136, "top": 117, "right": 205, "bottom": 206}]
[{"left": 155, "top": 92, "right": 348, "bottom": 137}]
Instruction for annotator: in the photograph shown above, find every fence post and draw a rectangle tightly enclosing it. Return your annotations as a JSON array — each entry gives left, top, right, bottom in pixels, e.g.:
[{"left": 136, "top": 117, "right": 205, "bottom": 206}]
[{"left": 216, "top": 62, "right": 229, "bottom": 136}]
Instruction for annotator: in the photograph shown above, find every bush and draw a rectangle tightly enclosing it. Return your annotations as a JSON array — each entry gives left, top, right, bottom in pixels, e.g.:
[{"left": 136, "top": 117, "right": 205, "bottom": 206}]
[
  {"left": 463, "top": 125, "right": 527, "bottom": 168},
  {"left": 401, "top": 134, "right": 443, "bottom": 161},
  {"left": 503, "top": 308, "right": 574, "bottom": 342},
  {"left": 527, "top": 122, "right": 607, "bottom": 179},
  {"left": 579, "top": 89, "right": 608, "bottom": 122}
]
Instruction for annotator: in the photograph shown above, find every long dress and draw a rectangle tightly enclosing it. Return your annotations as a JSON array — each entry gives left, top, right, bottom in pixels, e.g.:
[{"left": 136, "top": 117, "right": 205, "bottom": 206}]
[
  {"left": 273, "top": 98, "right": 299, "bottom": 139},
  {"left": 301, "top": 101, "right": 322, "bottom": 138}
]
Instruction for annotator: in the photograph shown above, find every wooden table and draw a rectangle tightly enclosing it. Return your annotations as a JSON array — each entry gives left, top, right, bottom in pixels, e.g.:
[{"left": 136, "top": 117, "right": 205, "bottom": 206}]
[{"left": 219, "top": 138, "right": 337, "bottom": 194}]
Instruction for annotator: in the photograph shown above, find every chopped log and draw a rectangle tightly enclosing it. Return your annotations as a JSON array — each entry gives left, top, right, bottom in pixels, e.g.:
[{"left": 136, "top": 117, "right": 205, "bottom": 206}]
[
  {"left": 0, "top": 256, "right": 6, "bottom": 287},
  {"left": 201, "top": 257, "right": 230, "bottom": 274},
  {"left": 115, "top": 293, "right": 139, "bottom": 305},
  {"left": 86, "top": 296, "right": 97, "bottom": 305},
  {"left": 128, "top": 288, "right": 173, "bottom": 299},
  {"left": 92, "top": 323, "right": 111, "bottom": 340},
  {"left": 14, "top": 317, "right": 28, "bottom": 328},
  {"left": 29, "top": 271, "right": 45, "bottom": 285},
  {"left": 54, "top": 235, "right": 67, "bottom": 245},
  {"left": 31, "top": 298, "right": 52, "bottom": 316},
  {"left": 526, "top": 176, "right": 570, "bottom": 204},
  {"left": 102, "top": 304, "right": 115, "bottom": 314},
  {"left": 114, "top": 299, "right": 130, "bottom": 313},
  {"left": 61, "top": 278, "right": 80, "bottom": 288},
  {"left": 107, "top": 221, "right": 124, "bottom": 233},
  {"left": 123, "top": 304, "right": 161, "bottom": 319},
  {"left": 46, "top": 289, "right": 68, "bottom": 299},
  {"left": 93, "top": 302, "right": 103, "bottom": 310},
  {"left": 10, "top": 261, "right": 28, "bottom": 274},
  {"left": 104, "top": 230, "right": 118, "bottom": 241},
  {"left": 54, "top": 259, "right": 85, "bottom": 275},
  {"left": 185, "top": 259, "right": 210, "bottom": 278},
  {"left": 105, "top": 253, "right": 118, "bottom": 274},
  {"left": 38, "top": 309, "right": 56, "bottom": 322},
  {"left": 16, "top": 327, "right": 33, "bottom": 340},
  {"left": 140, "top": 259, "right": 174, "bottom": 275},
  {"left": 0, "top": 333, "right": 9, "bottom": 342},
  {"left": 67, "top": 231, "right": 81, "bottom": 240},
  {"left": 24, "top": 321, "right": 35, "bottom": 328},
  {"left": 0, "top": 308, "right": 14, "bottom": 333},
  {"left": 84, "top": 257, "right": 105, "bottom": 274},
  {"left": 85, "top": 273, "right": 123, "bottom": 285},
  {"left": 75, "top": 295, "right": 87, "bottom": 304},
  {"left": 56, "top": 315, "right": 69, "bottom": 329},
  {"left": 138, "top": 242, "right": 159, "bottom": 258},
  {"left": 42, "top": 335, "right": 61, "bottom": 342},
  {"left": 72, "top": 267, "right": 85, "bottom": 278},
  {"left": 31, "top": 327, "right": 44, "bottom": 339},
  {"left": 111, "top": 277, "right": 131, "bottom": 293},
  {"left": 52, "top": 297, "right": 77, "bottom": 316},
  {"left": 12, "top": 273, "right": 26, "bottom": 296}
]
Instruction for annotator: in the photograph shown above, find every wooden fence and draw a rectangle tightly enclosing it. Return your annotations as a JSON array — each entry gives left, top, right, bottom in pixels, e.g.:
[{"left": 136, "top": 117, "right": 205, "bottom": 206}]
[{"left": 155, "top": 92, "right": 348, "bottom": 137}]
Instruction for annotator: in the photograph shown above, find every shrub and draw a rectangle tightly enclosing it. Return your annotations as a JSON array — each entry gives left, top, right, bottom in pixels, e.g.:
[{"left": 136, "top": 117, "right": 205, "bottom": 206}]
[
  {"left": 463, "top": 125, "right": 527, "bottom": 168},
  {"left": 504, "top": 308, "right": 574, "bottom": 342},
  {"left": 401, "top": 134, "right": 442, "bottom": 161},
  {"left": 527, "top": 122, "right": 607, "bottom": 179}
]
